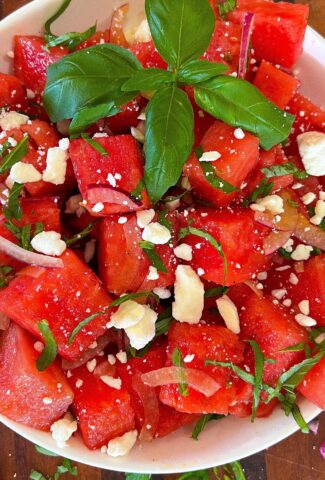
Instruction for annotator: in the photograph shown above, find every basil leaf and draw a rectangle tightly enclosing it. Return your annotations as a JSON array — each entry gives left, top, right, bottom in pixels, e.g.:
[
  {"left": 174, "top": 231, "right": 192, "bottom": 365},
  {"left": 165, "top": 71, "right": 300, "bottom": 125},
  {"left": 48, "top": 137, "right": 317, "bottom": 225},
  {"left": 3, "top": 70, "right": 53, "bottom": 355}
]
[
  {"left": 68, "top": 291, "right": 156, "bottom": 344},
  {"left": 122, "top": 68, "right": 175, "bottom": 92},
  {"left": 35, "top": 445, "right": 59, "bottom": 457},
  {"left": 55, "top": 459, "right": 78, "bottom": 478},
  {"left": 177, "top": 60, "right": 228, "bottom": 84},
  {"left": 139, "top": 240, "right": 168, "bottom": 273},
  {"left": 227, "top": 461, "right": 247, "bottom": 480},
  {"left": 200, "top": 162, "right": 237, "bottom": 193},
  {"left": 243, "top": 178, "right": 274, "bottom": 207},
  {"left": 145, "top": 85, "right": 194, "bottom": 203},
  {"left": 29, "top": 470, "right": 47, "bottom": 480},
  {"left": 65, "top": 223, "right": 94, "bottom": 246},
  {"left": 247, "top": 340, "right": 265, "bottom": 421},
  {"left": 45, "top": 0, "right": 71, "bottom": 37},
  {"left": 205, "top": 286, "right": 229, "bottom": 298},
  {"left": 0, "top": 135, "right": 29, "bottom": 174},
  {"left": 157, "top": 209, "right": 173, "bottom": 233},
  {"left": 125, "top": 475, "right": 152, "bottom": 480},
  {"left": 70, "top": 102, "right": 121, "bottom": 137},
  {"left": 21, "top": 224, "right": 32, "bottom": 251},
  {"left": 218, "top": 0, "right": 237, "bottom": 19},
  {"left": 81, "top": 133, "right": 108, "bottom": 156},
  {"left": 261, "top": 162, "right": 309, "bottom": 179},
  {"left": 145, "top": 0, "right": 215, "bottom": 69},
  {"left": 206, "top": 359, "right": 256, "bottom": 386},
  {"left": 130, "top": 178, "right": 145, "bottom": 201},
  {"left": 44, "top": 44, "right": 141, "bottom": 122},
  {"left": 3, "top": 183, "right": 24, "bottom": 221},
  {"left": 194, "top": 76, "right": 295, "bottom": 150},
  {"left": 179, "top": 225, "right": 227, "bottom": 278},
  {"left": 36, "top": 320, "right": 58, "bottom": 371},
  {"left": 191, "top": 413, "right": 224, "bottom": 440},
  {"left": 289, "top": 402, "right": 310, "bottom": 434},
  {"left": 278, "top": 343, "right": 306, "bottom": 353},
  {"left": 172, "top": 347, "right": 189, "bottom": 396}
]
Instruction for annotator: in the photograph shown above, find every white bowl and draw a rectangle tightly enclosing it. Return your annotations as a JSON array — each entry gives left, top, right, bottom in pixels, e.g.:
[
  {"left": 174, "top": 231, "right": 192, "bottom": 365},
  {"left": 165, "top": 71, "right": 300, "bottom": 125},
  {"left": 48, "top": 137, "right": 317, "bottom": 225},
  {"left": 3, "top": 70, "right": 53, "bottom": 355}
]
[{"left": 0, "top": 0, "right": 323, "bottom": 474}]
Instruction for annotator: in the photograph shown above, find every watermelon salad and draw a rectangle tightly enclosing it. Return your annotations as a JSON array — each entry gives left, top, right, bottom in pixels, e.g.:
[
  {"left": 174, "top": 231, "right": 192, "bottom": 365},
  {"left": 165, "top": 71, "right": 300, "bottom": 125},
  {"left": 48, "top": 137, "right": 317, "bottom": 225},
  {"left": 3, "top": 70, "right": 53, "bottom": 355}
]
[{"left": 0, "top": 0, "right": 324, "bottom": 458}]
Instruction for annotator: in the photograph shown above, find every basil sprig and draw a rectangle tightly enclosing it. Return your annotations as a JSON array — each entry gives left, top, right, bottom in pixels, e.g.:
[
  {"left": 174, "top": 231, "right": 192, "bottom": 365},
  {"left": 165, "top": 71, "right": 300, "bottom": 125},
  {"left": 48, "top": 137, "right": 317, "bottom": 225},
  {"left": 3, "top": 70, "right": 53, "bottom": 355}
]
[
  {"left": 0, "top": 265, "right": 13, "bottom": 289},
  {"left": 44, "top": 0, "right": 96, "bottom": 51},
  {"left": 36, "top": 320, "right": 58, "bottom": 371},
  {"left": 261, "top": 162, "right": 309, "bottom": 180},
  {"left": 139, "top": 240, "right": 168, "bottom": 273}
]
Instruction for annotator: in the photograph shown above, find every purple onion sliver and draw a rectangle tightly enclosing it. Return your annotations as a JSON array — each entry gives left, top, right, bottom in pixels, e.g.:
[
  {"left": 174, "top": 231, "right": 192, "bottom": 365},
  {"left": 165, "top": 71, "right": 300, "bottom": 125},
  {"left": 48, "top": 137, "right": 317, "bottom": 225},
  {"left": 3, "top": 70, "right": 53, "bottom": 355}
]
[{"left": 238, "top": 12, "right": 255, "bottom": 79}]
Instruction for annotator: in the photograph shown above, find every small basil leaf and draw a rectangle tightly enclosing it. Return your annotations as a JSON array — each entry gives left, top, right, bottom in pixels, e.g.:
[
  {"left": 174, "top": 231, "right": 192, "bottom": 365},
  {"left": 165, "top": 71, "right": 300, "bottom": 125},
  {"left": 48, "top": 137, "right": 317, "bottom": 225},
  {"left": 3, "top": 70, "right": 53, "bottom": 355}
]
[
  {"left": 44, "top": 44, "right": 141, "bottom": 122},
  {"left": 179, "top": 225, "right": 227, "bottom": 278},
  {"left": 3, "top": 183, "right": 24, "bottom": 221},
  {"left": 218, "top": 0, "right": 237, "bottom": 19},
  {"left": 0, "top": 135, "right": 29, "bottom": 174},
  {"left": 194, "top": 76, "right": 295, "bottom": 150},
  {"left": 125, "top": 475, "right": 152, "bottom": 480},
  {"left": 200, "top": 162, "right": 237, "bottom": 194},
  {"left": 130, "top": 178, "right": 145, "bottom": 201},
  {"left": 261, "top": 162, "right": 309, "bottom": 179},
  {"left": 145, "top": 0, "right": 215, "bottom": 69},
  {"left": 145, "top": 85, "right": 194, "bottom": 203},
  {"left": 36, "top": 320, "right": 58, "bottom": 371},
  {"left": 178, "top": 470, "right": 210, "bottom": 480},
  {"left": 29, "top": 470, "right": 47, "bottom": 480},
  {"left": 171, "top": 347, "right": 189, "bottom": 396},
  {"left": 177, "top": 60, "right": 228, "bottom": 84},
  {"left": 243, "top": 178, "right": 274, "bottom": 207},
  {"left": 278, "top": 343, "right": 306, "bottom": 353},
  {"left": 81, "top": 133, "right": 108, "bottom": 156},
  {"left": 139, "top": 240, "right": 168, "bottom": 273},
  {"left": 21, "top": 224, "right": 32, "bottom": 251},
  {"left": 35, "top": 445, "right": 59, "bottom": 457},
  {"left": 191, "top": 413, "right": 224, "bottom": 440},
  {"left": 70, "top": 102, "right": 121, "bottom": 137},
  {"left": 204, "top": 286, "right": 229, "bottom": 298},
  {"left": 247, "top": 340, "right": 265, "bottom": 421},
  {"left": 65, "top": 223, "right": 94, "bottom": 246},
  {"left": 122, "top": 68, "right": 175, "bottom": 92}
]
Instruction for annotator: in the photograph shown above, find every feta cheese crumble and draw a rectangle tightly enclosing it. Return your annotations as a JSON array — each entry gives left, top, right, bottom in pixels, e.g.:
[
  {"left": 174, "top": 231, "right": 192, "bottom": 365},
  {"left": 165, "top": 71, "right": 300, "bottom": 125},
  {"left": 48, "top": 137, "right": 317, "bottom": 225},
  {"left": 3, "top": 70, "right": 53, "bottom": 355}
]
[
  {"left": 174, "top": 243, "right": 193, "bottom": 261},
  {"left": 199, "top": 151, "right": 221, "bottom": 162},
  {"left": 172, "top": 265, "right": 204, "bottom": 324},
  {"left": 50, "top": 413, "right": 77, "bottom": 448},
  {"left": 0, "top": 111, "right": 29, "bottom": 130},
  {"left": 136, "top": 209, "right": 155, "bottom": 228},
  {"left": 216, "top": 295, "right": 240, "bottom": 334},
  {"left": 142, "top": 222, "right": 171, "bottom": 244},
  {"left": 10, "top": 162, "right": 42, "bottom": 183},
  {"left": 31, "top": 231, "right": 67, "bottom": 257},
  {"left": 42, "top": 147, "right": 68, "bottom": 185},
  {"left": 297, "top": 131, "right": 325, "bottom": 176},
  {"left": 106, "top": 430, "right": 138, "bottom": 457}
]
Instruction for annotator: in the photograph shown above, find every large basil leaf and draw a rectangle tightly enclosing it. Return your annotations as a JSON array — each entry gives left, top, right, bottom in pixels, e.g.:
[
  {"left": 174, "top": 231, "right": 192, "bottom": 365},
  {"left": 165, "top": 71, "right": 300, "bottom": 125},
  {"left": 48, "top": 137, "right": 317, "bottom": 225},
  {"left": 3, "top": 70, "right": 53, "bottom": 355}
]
[
  {"left": 177, "top": 60, "right": 228, "bottom": 84},
  {"left": 144, "top": 85, "right": 194, "bottom": 203},
  {"left": 69, "top": 102, "right": 120, "bottom": 136},
  {"left": 194, "top": 75, "right": 295, "bottom": 150},
  {"left": 145, "top": 0, "right": 215, "bottom": 69},
  {"left": 122, "top": 68, "right": 175, "bottom": 92},
  {"left": 44, "top": 44, "right": 141, "bottom": 122}
]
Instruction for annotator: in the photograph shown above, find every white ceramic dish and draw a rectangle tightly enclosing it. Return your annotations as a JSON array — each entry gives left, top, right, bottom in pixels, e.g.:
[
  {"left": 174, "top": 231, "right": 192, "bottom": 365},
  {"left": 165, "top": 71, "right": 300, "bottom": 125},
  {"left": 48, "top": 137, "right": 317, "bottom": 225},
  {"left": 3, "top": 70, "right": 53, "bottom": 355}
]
[{"left": 0, "top": 0, "right": 323, "bottom": 474}]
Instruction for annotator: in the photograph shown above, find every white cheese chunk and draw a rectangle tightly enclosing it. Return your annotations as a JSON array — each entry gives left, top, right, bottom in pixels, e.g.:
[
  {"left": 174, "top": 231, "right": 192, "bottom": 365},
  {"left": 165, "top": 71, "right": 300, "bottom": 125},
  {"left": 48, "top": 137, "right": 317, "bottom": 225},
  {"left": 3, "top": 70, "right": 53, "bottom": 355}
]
[
  {"left": 174, "top": 243, "right": 193, "bottom": 261},
  {"left": 125, "top": 305, "right": 157, "bottom": 349},
  {"left": 100, "top": 375, "right": 122, "bottom": 390},
  {"left": 291, "top": 244, "right": 313, "bottom": 261},
  {"left": 172, "top": 265, "right": 204, "bottom": 324},
  {"left": 0, "top": 111, "right": 29, "bottom": 131},
  {"left": 31, "top": 231, "right": 67, "bottom": 257},
  {"left": 136, "top": 209, "right": 155, "bottom": 228},
  {"left": 256, "top": 195, "right": 284, "bottom": 215},
  {"left": 295, "top": 313, "right": 317, "bottom": 327},
  {"left": 106, "top": 430, "right": 138, "bottom": 457},
  {"left": 50, "top": 413, "right": 77, "bottom": 448},
  {"left": 147, "top": 266, "right": 159, "bottom": 280},
  {"left": 110, "top": 300, "right": 146, "bottom": 329},
  {"left": 298, "top": 300, "right": 310, "bottom": 315},
  {"left": 297, "top": 131, "right": 325, "bottom": 176},
  {"left": 216, "top": 295, "right": 240, "bottom": 334},
  {"left": 142, "top": 222, "right": 171, "bottom": 245},
  {"left": 153, "top": 287, "right": 171, "bottom": 299},
  {"left": 10, "top": 162, "right": 42, "bottom": 183},
  {"left": 199, "top": 151, "right": 221, "bottom": 162},
  {"left": 42, "top": 147, "right": 68, "bottom": 185}
]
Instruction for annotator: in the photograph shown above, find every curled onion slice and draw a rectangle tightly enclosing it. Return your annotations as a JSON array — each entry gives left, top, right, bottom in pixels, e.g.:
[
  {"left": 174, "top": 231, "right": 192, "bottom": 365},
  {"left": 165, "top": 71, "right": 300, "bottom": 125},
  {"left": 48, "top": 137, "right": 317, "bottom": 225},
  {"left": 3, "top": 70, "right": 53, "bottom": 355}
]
[
  {"left": 238, "top": 12, "right": 255, "bottom": 79},
  {"left": 141, "top": 366, "right": 221, "bottom": 397},
  {"left": 86, "top": 186, "right": 140, "bottom": 210},
  {"left": 133, "top": 371, "right": 159, "bottom": 442},
  {"left": 0, "top": 236, "right": 64, "bottom": 268},
  {"left": 263, "top": 230, "right": 292, "bottom": 255},
  {"left": 294, "top": 214, "right": 325, "bottom": 250}
]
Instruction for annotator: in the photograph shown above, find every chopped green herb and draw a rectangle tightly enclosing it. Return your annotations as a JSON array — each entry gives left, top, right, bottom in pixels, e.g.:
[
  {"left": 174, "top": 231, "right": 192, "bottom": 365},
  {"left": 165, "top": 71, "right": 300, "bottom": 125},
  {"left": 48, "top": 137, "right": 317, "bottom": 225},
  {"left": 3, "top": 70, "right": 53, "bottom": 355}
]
[
  {"left": 125, "top": 475, "right": 152, "bottom": 480},
  {"left": 0, "top": 265, "right": 13, "bottom": 289},
  {"left": 21, "top": 224, "right": 32, "bottom": 251},
  {"left": 36, "top": 320, "right": 58, "bottom": 371},
  {"left": 287, "top": 199, "right": 299, "bottom": 208},
  {"left": 172, "top": 347, "right": 189, "bottom": 396},
  {"left": 246, "top": 340, "right": 265, "bottom": 421},
  {"left": 243, "top": 179, "right": 274, "bottom": 207},
  {"left": 192, "top": 413, "right": 224, "bottom": 440},
  {"left": 200, "top": 161, "right": 237, "bottom": 194},
  {"left": 218, "top": 0, "right": 237, "bottom": 19},
  {"left": 278, "top": 247, "right": 292, "bottom": 259},
  {"left": 139, "top": 240, "right": 168, "bottom": 273},
  {"left": 3, "top": 183, "right": 24, "bottom": 221},
  {"left": 157, "top": 209, "right": 173, "bottom": 233},
  {"left": 0, "top": 135, "right": 29, "bottom": 174},
  {"left": 81, "top": 133, "right": 109, "bottom": 156},
  {"left": 35, "top": 445, "right": 59, "bottom": 457},
  {"left": 204, "top": 286, "right": 229, "bottom": 298},
  {"left": 54, "top": 458, "right": 78, "bottom": 479},
  {"left": 261, "top": 162, "right": 308, "bottom": 180},
  {"left": 130, "top": 178, "right": 145, "bottom": 201},
  {"left": 65, "top": 223, "right": 94, "bottom": 246},
  {"left": 29, "top": 470, "right": 48, "bottom": 480}
]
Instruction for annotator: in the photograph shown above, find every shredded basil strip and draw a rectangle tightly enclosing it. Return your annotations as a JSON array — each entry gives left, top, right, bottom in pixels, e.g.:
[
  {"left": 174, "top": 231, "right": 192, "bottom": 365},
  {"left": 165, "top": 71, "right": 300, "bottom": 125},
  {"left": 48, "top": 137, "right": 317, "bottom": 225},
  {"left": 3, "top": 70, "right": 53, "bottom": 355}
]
[
  {"left": 36, "top": 320, "right": 58, "bottom": 371},
  {"left": 261, "top": 162, "right": 309, "bottom": 179},
  {"left": 81, "top": 133, "right": 108, "bottom": 156},
  {"left": 204, "top": 286, "right": 229, "bottom": 298},
  {"left": 130, "top": 178, "right": 145, "bottom": 201},
  {"left": 3, "top": 183, "right": 24, "bottom": 221},
  {"left": 191, "top": 413, "right": 224, "bottom": 440},
  {"left": 65, "top": 223, "right": 94, "bottom": 246},
  {"left": 172, "top": 347, "right": 189, "bottom": 396},
  {"left": 246, "top": 340, "right": 266, "bottom": 421},
  {"left": 243, "top": 178, "right": 274, "bottom": 207},
  {"left": 200, "top": 161, "right": 237, "bottom": 194},
  {"left": 0, "top": 265, "right": 13, "bottom": 289},
  {"left": 35, "top": 445, "right": 59, "bottom": 457},
  {"left": 139, "top": 240, "right": 168, "bottom": 273},
  {"left": 179, "top": 225, "right": 227, "bottom": 278},
  {"left": 218, "top": 0, "right": 237, "bottom": 19},
  {"left": 157, "top": 209, "right": 173, "bottom": 233},
  {"left": 0, "top": 135, "right": 29, "bottom": 174}
]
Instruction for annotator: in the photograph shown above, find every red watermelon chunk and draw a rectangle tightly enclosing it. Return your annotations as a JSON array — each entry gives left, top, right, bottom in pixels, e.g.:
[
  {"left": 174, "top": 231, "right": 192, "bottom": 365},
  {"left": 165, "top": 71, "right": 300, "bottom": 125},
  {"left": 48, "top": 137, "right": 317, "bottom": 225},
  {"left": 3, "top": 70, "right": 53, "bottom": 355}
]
[
  {"left": 298, "top": 356, "right": 325, "bottom": 410},
  {"left": 0, "top": 323, "right": 73, "bottom": 430},
  {"left": 129, "top": 41, "right": 167, "bottom": 69},
  {"left": 69, "top": 135, "right": 150, "bottom": 216},
  {"left": 0, "top": 249, "right": 113, "bottom": 360},
  {"left": 67, "top": 362, "right": 135, "bottom": 449},
  {"left": 0, "top": 73, "right": 28, "bottom": 111},
  {"left": 159, "top": 323, "right": 245, "bottom": 414}
]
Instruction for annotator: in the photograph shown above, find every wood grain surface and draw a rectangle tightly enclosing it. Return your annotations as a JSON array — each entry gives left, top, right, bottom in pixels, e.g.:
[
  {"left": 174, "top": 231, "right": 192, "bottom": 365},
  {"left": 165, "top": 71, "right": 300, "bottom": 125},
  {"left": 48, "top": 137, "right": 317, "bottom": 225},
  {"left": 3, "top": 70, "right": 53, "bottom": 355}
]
[{"left": 0, "top": 0, "right": 325, "bottom": 478}]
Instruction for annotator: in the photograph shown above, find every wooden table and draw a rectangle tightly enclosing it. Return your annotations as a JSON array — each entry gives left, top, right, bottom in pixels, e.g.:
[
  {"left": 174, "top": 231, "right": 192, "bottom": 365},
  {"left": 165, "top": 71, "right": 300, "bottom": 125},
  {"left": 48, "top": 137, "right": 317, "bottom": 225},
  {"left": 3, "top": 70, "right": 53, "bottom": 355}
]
[{"left": 0, "top": 0, "right": 325, "bottom": 478}]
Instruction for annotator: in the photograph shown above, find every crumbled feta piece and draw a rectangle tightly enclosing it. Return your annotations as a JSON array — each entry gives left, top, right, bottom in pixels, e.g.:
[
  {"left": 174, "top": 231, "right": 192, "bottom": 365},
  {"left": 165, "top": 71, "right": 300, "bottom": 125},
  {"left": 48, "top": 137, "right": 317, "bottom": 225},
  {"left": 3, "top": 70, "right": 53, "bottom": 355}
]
[
  {"left": 136, "top": 209, "right": 155, "bottom": 228},
  {"left": 137, "top": 112, "right": 146, "bottom": 121},
  {"left": 153, "top": 287, "right": 171, "bottom": 299},
  {"left": 315, "top": 199, "right": 325, "bottom": 219},
  {"left": 320, "top": 192, "right": 325, "bottom": 201},
  {"left": 297, "top": 131, "right": 325, "bottom": 176},
  {"left": 10, "top": 162, "right": 42, "bottom": 183},
  {"left": 197, "top": 268, "right": 205, "bottom": 276},
  {"left": 282, "top": 238, "right": 294, "bottom": 253},
  {"left": 116, "top": 351, "right": 127, "bottom": 364},
  {"left": 92, "top": 202, "right": 104, "bottom": 213},
  {"left": 257, "top": 271, "right": 267, "bottom": 281},
  {"left": 298, "top": 300, "right": 310, "bottom": 315},
  {"left": 0, "top": 111, "right": 29, "bottom": 130},
  {"left": 31, "top": 231, "right": 66, "bottom": 257},
  {"left": 256, "top": 195, "right": 284, "bottom": 215},
  {"left": 291, "top": 244, "right": 313, "bottom": 261},
  {"left": 86, "top": 358, "right": 97, "bottom": 373},
  {"left": 271, "top": 289, "right": 287, "bottom": 300},
  {"left": 301, "top": 192, "right": 316, "bottom": 205},
  {"left": 107, "top": 173, "right": 116, "bottom": 187},
  {"left": 42, "top": 396, "right": 53, "bottom": 404},
  {"left": 100, "top": 375, "right": 122, "bottom": 390},
  {"left": 234, "top": 128, "right": 245, "bottom": 139},
  {"left": 216, "top": 295, "right": 240, "bottom": 334},
  {"left": 289, "top": 272, "right": 299, "bottom": 285},
  {"left": 106, "top": 430, "right": 138, "bottom": 457},
  {"left": 283, "top": 298, "right": 292, "bottom": 307},
  {"left": 295, "top": 314, "right": 317, "bottom": 327},
  {"left": 184, "top": 354, "right": 195, "bottom": 363},
  {"left": 50, "top": 413, "right": 78, "bottom": 448},
  {"left": 58, "top": 138, "right": 70, "bottom": 151},
  {"left": 125, "top": 305, "right": 157, "bottom": 349},
  {"left": 42, "top": 147, "right": 68, "bottom": 185},
  {"left": 110, "top": 300, "right": 146, "bottom": 329},
  {"left": 107, "top": 354, "right": 116, "bottom": 365},
  {"left": 118, "top": 216, "right": 128, "bottom": 224},
  {"left": 142, "top": 222, "right": 171, "bottom": 244},
  {"left": 199, "top": 151, "right": 221, "bottom": 162},
  {"left": 172, "top": 265, "right": 204, "bottom": 324},
  {"left": 174, "top": 243, "right": 193, "bottom": 261},
  {"left": 147, "top": 266, "right": 159, "bottom": 280}
]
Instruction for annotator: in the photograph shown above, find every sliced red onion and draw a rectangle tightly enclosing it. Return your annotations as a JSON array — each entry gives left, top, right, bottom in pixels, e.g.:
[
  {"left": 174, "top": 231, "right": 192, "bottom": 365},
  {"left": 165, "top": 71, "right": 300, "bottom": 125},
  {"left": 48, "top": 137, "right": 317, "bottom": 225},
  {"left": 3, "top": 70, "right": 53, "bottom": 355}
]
[
  {"left": 141, "top": 366, "right": 221, "bottom": 397},
  {"left": 0, "top": 235, "right": 64, "bottom": 268},
  {"left": 0, "top": 312, "right": 10, "bottom": 331},
  {"left": 294, "top": 214, "right": 325, "bottom": 250},
  {"left": 133, "top": 371, "right": 159, "bottom": 442},
  {"left": 263, "top": 230, "right": 292, "bottom": 255},
  {"left": 321, "top": 441, "right": 325, "bottom": 460},
  {"left": 238, "top": 12, "right": 255, "bottom": 79},
  {"left": 308, "top": 419, "right": 319, "bottom": 435},
  {"left": 254, "top": 211, "right": 274, "bottom": 229},
  {"left": 86, "top": 185, "right": 141, "bottom": 210}
]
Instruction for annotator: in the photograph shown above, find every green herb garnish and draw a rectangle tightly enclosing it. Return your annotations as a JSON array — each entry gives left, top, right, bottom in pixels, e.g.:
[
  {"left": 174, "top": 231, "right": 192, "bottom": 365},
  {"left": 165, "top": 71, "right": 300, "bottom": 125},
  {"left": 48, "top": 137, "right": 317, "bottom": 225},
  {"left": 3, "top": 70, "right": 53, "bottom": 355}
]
[
  {"left": 81, "top": 133, "right": 109, "bottom": 156},
  {"left": 139, "top": 240, "right": 168, "bottom": 273},
  {"left": 172, "top": 347, "right": 189, "bottom": 396},
  {"left": 36, "top": 320, "right": 58, "bottom": 371},
  {"left": 192, "top": 413, "right": 224, "bottom": 440},
  {"left": 261, "top": 162, "right": 309, "bottom": 180},
  {"left": 0, "top": 135, "right": 29, "bottom": 174}
]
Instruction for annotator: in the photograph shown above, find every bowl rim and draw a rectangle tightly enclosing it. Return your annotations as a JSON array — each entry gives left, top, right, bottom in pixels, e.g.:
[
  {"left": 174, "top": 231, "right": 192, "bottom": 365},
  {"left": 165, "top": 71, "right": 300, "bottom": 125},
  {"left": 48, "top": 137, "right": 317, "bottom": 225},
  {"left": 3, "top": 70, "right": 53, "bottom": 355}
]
[{"left": 0, "top": 0, "right": 323, "bottom": 474}]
